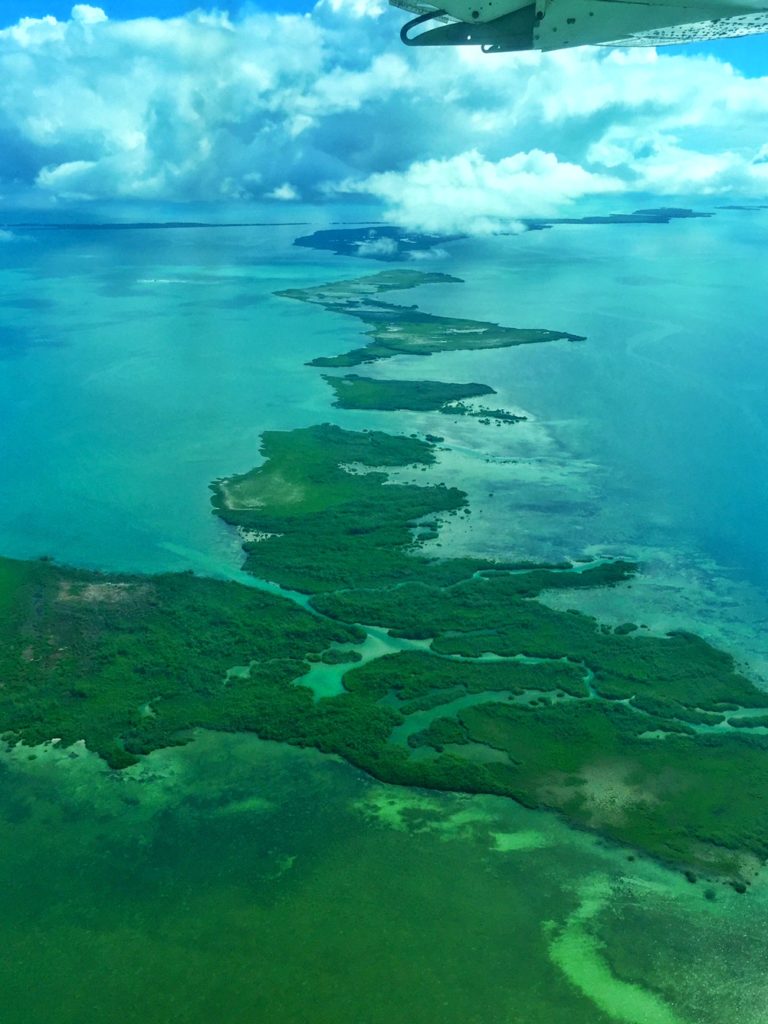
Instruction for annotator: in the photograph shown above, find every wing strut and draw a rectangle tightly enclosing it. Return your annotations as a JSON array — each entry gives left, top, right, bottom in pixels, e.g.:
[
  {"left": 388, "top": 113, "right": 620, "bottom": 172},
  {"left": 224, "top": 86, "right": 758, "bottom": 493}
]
[{"left": 401, "top": 5, "right": 535, "bottom": 47}]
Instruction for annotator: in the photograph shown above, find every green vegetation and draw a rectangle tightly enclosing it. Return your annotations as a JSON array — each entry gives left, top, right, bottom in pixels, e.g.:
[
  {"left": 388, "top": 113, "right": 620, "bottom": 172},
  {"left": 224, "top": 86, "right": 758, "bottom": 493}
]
[
  {"left": 399, "top": 687, "right": 467, "bottom": 714},
  {"left": 312, "top": 562, "right": 639, "bottom": 636},
  {"left": 276, "top": 270, "right": 583, "bottom": 368},
  {"left": 630, "top": 694, "right": 726, "bottom": 726},
  {"left": 0, "top": 555, "right": 362, "bottom": 769},
  {"left": 5, "top": 260, "right": 768, "bottom": 888},
  {"left": 322, "top": 374, "right": 526, "bottom": 425},
  {"left": 7, "top": 417, "right": 768, "bottom": 881},
  {"left": 446, "top": 402, "right": 526, "bottom": 424},
  {"left": 409, "top": 715, "right": 468, "bottom": 749},
  {"left": 210, "top": 422, "right": 504, "bottom": 593},
  {"left": 344, "top": 650, "right": 588, "bottom": 701},
  {"left": 323, "top": 374, "right": 495, "bottom": 412},
  {"left": 209, "top": 417, "right": 768, "bottom": 880},
  {"left": 277, "top": 269, "right": 461, "bottom": 304},
  {"left": 208, "top": 419, "right": 768, "bottom": 881},
  {"left": 730, "top": 714, "right": 768, "bottom": 729},
  {"left": 450, "top": 701, "right": 768, "bottom": 877},
  {"left": 338, "top": 648, "right": 768, "bottom": 878},
  {"left": 320, "top": 648, "right": 362, "bottom": 665},
  {"left": 308, "top": 304, "right": 581, "bottom": 368}
]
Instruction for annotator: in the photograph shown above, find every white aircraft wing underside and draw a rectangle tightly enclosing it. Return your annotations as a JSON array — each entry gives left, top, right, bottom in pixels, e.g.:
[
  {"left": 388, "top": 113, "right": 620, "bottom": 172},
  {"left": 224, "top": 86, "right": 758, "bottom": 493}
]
[
  {"left": 533, "top": 0, "right": 764, "bottom": 48},
  {"left": 604, "top": 8, "right": 768, "bottom": 42},
  {"left": 390, "top": 0, "right": 458, "bottom": 23},
  {"left": 392, "top": 0, "right": 768, "bottom": 49}
]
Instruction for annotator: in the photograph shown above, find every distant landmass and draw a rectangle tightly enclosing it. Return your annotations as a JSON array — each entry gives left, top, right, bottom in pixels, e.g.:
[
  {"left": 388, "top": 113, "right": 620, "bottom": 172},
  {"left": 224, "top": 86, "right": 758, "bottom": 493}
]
[
  {"left": 0, "top": 221, "right": 310, "bottom": 231},
  {"left": 294, "top": 208, "right": 714, "bottom": 261},
  {"left": 293, "top": 224, "right": 464, "bottom": 260},
  {"left": 526, "top": 206, "right": 713, "bottom": 227}
]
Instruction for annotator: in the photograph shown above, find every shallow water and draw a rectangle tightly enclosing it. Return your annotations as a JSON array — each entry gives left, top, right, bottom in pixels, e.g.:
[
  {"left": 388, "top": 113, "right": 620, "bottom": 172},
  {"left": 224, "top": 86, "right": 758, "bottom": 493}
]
[
  {"left": 382, "top": 209, "right": 768, "bottom": 678},
  {"left": 1, "top": 206, "right": 767, "bottom": 1021},
  {"left": 2, "top": 732, "right": 768, "bottom": 1024}
]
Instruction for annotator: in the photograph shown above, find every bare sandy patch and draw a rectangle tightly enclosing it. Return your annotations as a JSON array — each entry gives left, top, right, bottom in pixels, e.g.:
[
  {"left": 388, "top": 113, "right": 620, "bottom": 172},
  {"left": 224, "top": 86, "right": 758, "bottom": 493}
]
[
  {"left": 541, "top": 760, "right": 659, "bottom": 827},
  {"left": 239, "top": 528, "right": 282, "bottom": 544},
  {"left": 689, "top": 841, "right": 763, "bottom": 883},
  {"left": 221, "top": 472, "right": 305, "bottom": 510},
  {"left": 57, "top": 581, "right": 145, "bottom": 605}
]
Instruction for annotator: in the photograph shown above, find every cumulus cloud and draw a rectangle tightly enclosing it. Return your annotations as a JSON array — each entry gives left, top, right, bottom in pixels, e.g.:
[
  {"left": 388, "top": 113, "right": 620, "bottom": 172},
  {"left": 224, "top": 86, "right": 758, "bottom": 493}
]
[
  {"left": 355, "top": 235, "right": 399, "bottom": 256},
  {"left": 315, "top": 0, "right": 389, "bottom": 17},
  {"left": 71, "top": 5, "right": 108, "bottom": 25},
  {"left": 265, "top": 182, "right": 300, "bottom": 200},
  {"left": 0, "top": 5, "right": 766, "bottom": 231},
  {"left": 335, "top": 148, "right": 623, "bottom": 233},
  {"left": 587, "top": 128, "right": 768, "bottom": 193}
]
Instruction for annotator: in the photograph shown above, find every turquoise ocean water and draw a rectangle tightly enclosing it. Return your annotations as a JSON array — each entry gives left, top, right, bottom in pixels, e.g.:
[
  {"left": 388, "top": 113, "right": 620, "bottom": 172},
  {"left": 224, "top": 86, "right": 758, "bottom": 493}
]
[{"left": 1, "top": 205, "right": 767, "bottom": 1022}]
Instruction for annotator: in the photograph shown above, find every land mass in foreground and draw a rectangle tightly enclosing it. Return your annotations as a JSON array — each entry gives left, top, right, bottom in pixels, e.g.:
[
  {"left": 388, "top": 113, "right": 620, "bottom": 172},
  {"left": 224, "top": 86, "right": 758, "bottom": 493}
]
[
  {"left": 3, "top": 269, "right": 767, "bottom": 889},
  {"left": 4, "top": 421, "right": 768, "bottom": 886}
]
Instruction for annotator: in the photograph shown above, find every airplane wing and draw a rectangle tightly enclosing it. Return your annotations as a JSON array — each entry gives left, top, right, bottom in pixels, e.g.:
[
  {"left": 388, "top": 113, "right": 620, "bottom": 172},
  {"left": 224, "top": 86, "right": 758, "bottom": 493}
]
[{"left": 392, "top": 0, "right": 768, "bottom": 51}]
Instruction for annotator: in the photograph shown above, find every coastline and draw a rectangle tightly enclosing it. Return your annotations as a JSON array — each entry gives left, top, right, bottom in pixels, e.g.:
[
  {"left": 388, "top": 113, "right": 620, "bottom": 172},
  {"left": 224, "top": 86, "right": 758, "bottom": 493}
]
[
  {"left": 5, "top": 267, "right": 768, "bottom": 885},
  {"left": 2, "top": 214, "right": 768, "bottom": 1024}
]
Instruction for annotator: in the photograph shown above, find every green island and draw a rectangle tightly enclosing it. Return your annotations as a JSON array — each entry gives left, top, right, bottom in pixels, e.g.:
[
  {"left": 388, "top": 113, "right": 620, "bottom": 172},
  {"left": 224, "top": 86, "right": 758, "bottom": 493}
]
[
  {"left": 0, "top": 554, "right": 366, "bottom": 770},
  {"left": 324, "top": 374, "right": 494, "bottom": 411},
  {"left": 276, "top": 269, "right": 584, "bottom": 367},
  {"left": 324, "top": 374, "right": 526, "bottom": 424},
  {"left": 3, "top": 268, "right": 768, "bottom": 891}
]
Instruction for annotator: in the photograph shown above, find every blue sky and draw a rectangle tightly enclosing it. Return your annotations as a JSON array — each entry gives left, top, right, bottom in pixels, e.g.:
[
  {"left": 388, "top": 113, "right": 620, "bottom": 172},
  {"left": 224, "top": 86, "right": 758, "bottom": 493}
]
[
  {"left": 1, "top": 1, "right": 766, "bottom": 73},
  {"left": 0, "top": 2, "right": 766, "bottom": 227},
  {"left": 1, "top": 1, "right": 191, "bottom": 21},
  {"left": 0, "top": 2, "right": 305, "bottom": 21},
  {"left": 668, "top": 36, "right": 768, "bottom": 76},
  {"left": 0, "top": 2, "right": 765, "bottom": 73}
]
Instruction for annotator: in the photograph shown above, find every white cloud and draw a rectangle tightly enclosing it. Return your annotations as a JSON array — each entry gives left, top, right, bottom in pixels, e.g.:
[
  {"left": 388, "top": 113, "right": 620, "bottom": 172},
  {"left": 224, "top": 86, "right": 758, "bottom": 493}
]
[
  {"left": 266, "top": 182, "right": 300, "bottom": 200},
  {"left": 314, "top": 0, "right": 389, "bottom": 19},
  {"left": 0, "top": 6, "right": 766, "bottom": 231},
  {"left": 355, "top": 236, "right": 398, "bottom": 256},
  {"left": 0, "top": 14, "right": 66, "bottom": 46},
  {"left": 72, "top": 6, "right": 108, "bottom": 25},
  {"left": 335, "top": 149, "right": 623, "bottom": 233},
  {"left": 587, "top": 127, "right": 768, "bottom": 194}
]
